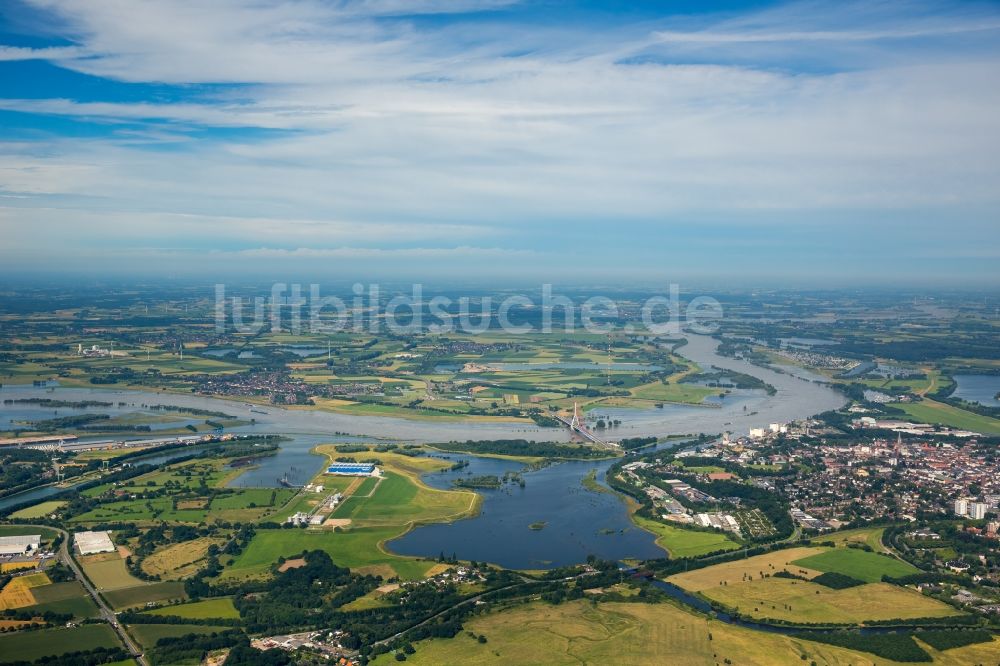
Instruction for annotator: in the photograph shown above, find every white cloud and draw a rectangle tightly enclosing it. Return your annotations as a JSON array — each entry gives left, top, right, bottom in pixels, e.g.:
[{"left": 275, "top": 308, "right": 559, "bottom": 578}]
[
  {"left": 0, "top": 45, "right": 86, "bottom": 60},
  {"left": 0, "top": 0, "right": 998, "bottom": 279},
  {"left": 0, "top": 206, "right": 494, "bottom": 249},
  {"left": 233, "top": 245, "right": 535, "bottom": 258}
]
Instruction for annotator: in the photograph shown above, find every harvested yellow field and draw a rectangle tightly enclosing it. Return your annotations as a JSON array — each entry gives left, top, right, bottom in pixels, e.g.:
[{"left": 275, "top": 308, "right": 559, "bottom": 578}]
[
  {"left": 141, "top": 537, "right": 221, "bottom": 579},
  {"left": 373, "top": 599, "right": 945, "bottom": 666},
  {"left": 422, "top": 564, "right": 454, "bottom": 577},
  {"left": 921, "top": 635, "right": 1000, "bottom": 666},
  {"left": 668, "top": 547, "right": 826, "bottom": 591},
  {"left": 701, "top": 579, "right": 961, "bottom": 624},
  {"left": 1, "top": 562, "right": 38, "bottom": 573},
  {"left": 0, "top": 573, "right": 50, "bottom": 610}
]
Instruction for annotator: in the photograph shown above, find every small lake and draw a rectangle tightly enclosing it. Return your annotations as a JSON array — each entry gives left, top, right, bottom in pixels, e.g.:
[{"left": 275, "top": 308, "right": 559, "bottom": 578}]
[
  {"left": 951, "top": 374, "right": 1000, "bottom": 407},
  {"left": 388, "top": 450, "right": 670, "bottom": 569},
  {"left": 280, "top": 346, "right": 328, "bottom": 358},
  {"left": 201, "top": 348, "right": 257, "bottom": 358}
]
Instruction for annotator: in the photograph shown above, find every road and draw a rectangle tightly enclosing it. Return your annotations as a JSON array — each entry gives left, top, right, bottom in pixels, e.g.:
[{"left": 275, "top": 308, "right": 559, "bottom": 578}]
[{"left": 19, "top": 524, "right": 147, "bottom": 666}]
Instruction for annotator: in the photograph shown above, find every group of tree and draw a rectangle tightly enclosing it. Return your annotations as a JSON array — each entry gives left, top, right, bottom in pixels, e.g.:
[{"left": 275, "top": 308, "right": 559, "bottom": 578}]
[{"left": 432, "top": 439, "right": 611, "bottom": 459}]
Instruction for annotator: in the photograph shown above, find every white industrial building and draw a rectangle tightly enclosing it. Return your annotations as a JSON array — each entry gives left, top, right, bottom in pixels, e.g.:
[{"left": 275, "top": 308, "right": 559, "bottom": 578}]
[
  {"left": 74, "top": 530, "right": 115, "bottom": 555},
  {"left": 0, "top": 534, "right": 41, "bottom": 556}
]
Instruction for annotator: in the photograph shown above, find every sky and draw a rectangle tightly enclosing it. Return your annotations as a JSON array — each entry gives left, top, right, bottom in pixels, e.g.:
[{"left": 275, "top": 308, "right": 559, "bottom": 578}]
[{"left": 0, "top": 0, "right": 998, "bottom": 286}]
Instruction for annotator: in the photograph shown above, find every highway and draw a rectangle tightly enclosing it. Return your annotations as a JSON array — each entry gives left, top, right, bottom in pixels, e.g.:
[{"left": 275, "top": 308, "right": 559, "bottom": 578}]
[{"left": 19, "top": 525, "right": 147, "bottom": 666}]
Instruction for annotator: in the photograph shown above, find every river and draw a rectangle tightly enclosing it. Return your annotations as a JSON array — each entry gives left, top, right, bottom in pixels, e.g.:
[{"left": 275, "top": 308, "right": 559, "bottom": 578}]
[
  {"left": 0, "top": 334, "right": 846, "bottom": 565},
  {"left": 0, "top": 333, "right": 844, "bottom": 441}
]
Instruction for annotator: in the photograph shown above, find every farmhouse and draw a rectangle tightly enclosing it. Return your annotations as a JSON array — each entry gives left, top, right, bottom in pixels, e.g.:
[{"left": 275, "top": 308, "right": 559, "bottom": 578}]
[
  {"left": 0, "top": 535, "right": 41, "bottom": 556},
  {"left": 326, "top": 463, "right": 378, "bottom": 477},
  {"left": 74, "top": 530, "right": 116, "bottom": 555}
]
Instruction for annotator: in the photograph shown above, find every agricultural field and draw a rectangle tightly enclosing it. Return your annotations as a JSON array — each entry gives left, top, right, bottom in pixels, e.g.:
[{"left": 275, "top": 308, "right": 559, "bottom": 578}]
[
  {"left": 0, "top": 573, "right": 98, "bottom": 619},
  {"left": 17, "top": 596, "right": 98, "bottom": 619},
  {"left": 818, "top": 526, "right": 888, "bottom": 552},
  {"left": 668, "top": 547, "right": 828, "bottom": 591},
  {"left": 144, "top": 596, "right": 239, "bottom": 620},
  {"left": 894, "top": 398, "right": 1000, "bottom": 434},
  {"left": 141, "top": 537, "right": 225, "bottom": 579},
  {"left": 367, "top": 598, "right": 974, "bottom": 666},
  {"left": 268, "top": 491, "right": 327, "bottom": 523},
  {"left": 0, "top": 525, "right": 59, "bottom": 540},
  {"left": 80, "top": 553, "right": 146, "bottom": 591},
  {"left": 0, "top": 315, "right": 748, "bottom": 428},
  {"left": 629, "top": 380, "right": 717, "bottom": 404},
  {"left": 78, "top": 549, "right": 189, "bottom": 608},
  {"left": 26, "top": 580, "right": 84, "bottom": 607},
  {"left": 700, "top": 579, "right": 960, "bottom": 624},
  {"left": 0, "top": 572, "right": 50, "bottom": 610},
  {"left": 9, "top": 500, "right": 66, "bottom": 519},
  {"left": 0, "top": 562, "right": 36, "bottom": 574},
  {"left": 669, "top": 544, "right": 946, "bottom": 625},
  {"left": 632, "top": 515, "right": 740, "bottom": 558},
  {"left": 127, "top": 623, "right": 232, "bottom": 649},
  {"left": 103, "top": 581, "right": 187, "bottom": 610},
  {"left": 209, "top": 488, "right": 295, "bottom": 510},
  {"left": 791, "top": 547, "right": 919, "bottom": 583},
  {"left": 72, "top": 458, "right": 295, "bottom": 524},
  {"left": 221, "top": 446, "right": 484, "bottom": 580},
  {"left": 223, "top": 446, "right": 480, "bottom": 581},
  {"left": 0, "top": 624, "right": 121, "bottom": 663},
  {"left": 223, "top": 525, "right": 438, "bottom": 581}
]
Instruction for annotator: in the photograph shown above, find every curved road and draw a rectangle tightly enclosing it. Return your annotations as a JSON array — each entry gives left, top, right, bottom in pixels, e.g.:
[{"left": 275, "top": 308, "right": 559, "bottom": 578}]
[{"left": 20, "top": 525, "right": 147, "bottom": 666}]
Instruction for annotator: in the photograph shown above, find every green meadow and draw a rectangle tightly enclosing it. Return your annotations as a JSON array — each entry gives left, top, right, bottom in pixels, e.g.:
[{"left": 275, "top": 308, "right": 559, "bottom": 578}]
[
  {"left": 632, "top": 515, "right": 740, "bottom": 558},
  {"left": 791, "top": 548, "right": 919, "bottom": 583},
  {"left": 0, "top": 624, "right": 120, "bottom": 663},
  {"left": 144, "top": 597, "right": 239, "bottom": 620},
  {"left": 127, "top": 623, "right": 232, "bottom": 649}
]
